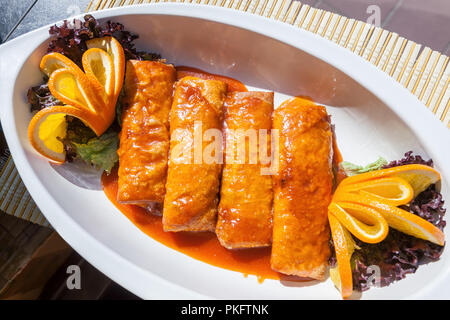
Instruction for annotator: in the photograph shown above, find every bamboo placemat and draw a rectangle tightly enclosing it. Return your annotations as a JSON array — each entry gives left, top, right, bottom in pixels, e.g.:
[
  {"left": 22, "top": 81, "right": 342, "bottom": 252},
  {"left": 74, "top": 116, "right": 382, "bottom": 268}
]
[{"left": 1, "top": 0, "right": 449, "bottom": 227}]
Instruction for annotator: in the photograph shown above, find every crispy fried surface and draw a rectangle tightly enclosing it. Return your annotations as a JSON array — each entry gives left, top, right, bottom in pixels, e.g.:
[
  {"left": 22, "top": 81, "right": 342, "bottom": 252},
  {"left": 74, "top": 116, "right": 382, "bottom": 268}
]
[
  {"left": 163, "top": 77, "right": 227, "bottom": 232},
  {"left": 216, "top": 91, "right": 274, "bottom": 249},
  {"left": 117, "top": 60, "right": 176, "bottom": 210},
  {"left": 271, "top": 97, "right": 333, "bottom": 280}
]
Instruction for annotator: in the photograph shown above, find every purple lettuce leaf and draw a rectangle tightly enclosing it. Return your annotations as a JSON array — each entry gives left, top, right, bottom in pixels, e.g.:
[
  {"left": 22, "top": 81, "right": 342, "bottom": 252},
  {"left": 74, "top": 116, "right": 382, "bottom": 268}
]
[
  {"left": 383, "top": 150, "right": 433, "bottom": 168},
  {"left": 27, "top": 80, "right": 62, "bottom": 112},
  {"left": 47, "top": 14, "right": 160, "bottom": 67}
]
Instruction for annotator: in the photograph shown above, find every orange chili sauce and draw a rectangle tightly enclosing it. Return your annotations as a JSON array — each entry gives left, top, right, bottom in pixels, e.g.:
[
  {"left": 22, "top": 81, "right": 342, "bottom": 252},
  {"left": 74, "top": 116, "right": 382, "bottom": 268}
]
[
  {"left": 104, "top": 67, "right": 280, "bottom": 281},
  {"left": 102, "top": 169, "right": 280, "bottom": 281},
  {"left": 176, "top": 66, "right": 248, "bottom": 92},
  {"left": 293, "top": 95, "right": 345, "bottom": 184},
  {"left": 102, "top": 67, "right": 343, "bottom": 282},
  {"left": 332, "top": 122, "right": 346, "bottom": 185}
]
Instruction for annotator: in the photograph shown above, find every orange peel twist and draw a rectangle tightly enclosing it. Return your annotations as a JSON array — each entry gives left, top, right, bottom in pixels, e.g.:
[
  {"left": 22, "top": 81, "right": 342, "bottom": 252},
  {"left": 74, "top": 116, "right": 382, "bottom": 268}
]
[{"left": 328, "top": 164, "right": 444, "bottom": 298}]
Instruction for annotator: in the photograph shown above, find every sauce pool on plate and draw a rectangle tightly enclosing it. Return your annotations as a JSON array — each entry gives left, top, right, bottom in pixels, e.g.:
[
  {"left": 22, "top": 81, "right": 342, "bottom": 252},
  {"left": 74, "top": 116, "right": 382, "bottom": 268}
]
[{"left": 102, "top": 169, "right": 281, "bottom": 281}]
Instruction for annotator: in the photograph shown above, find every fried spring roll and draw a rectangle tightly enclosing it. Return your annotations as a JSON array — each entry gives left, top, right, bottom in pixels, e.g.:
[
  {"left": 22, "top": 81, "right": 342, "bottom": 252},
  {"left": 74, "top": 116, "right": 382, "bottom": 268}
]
[
  {"left": 216, "top": 91, "right": 274, "bottom": 249},
  {"left": 163, "top": 77, "right": 227, "bottom": 232},
  {"left": 271, "top": 97, "right": 333, "bottom": 280},
  {"left": 117, "top": 60, "right": 176, "bottom": 213}
]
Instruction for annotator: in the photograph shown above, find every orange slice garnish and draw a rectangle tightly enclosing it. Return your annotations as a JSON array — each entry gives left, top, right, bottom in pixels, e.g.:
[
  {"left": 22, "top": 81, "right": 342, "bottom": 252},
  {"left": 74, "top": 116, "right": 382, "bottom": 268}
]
[
  {"left": 339, "top": 164, "right": 441, "bottom": 196},
  {"left": 82, "top": 48, "right": 115, "bottom": 107},
  {"left": 328, "top": 212, "right": 355, "bottom": 299},
  {"left": 28, "top": 105, "right": 100, "bottom": 163},
  {"left": 334, "top": 192, "right": 445, "bottom": 246},
  {"left": 48, "top": 68, "right": 97, "bottom": 113},
  {"left": 337, "top": 177, "right": 414, "bottom": 206},
  {"left": 329, "top": 164, "right": 444, "bottom": 298},
  {"left": 47, "top": 66, "right": 109, "bottom": 135},
  {"left": 328, "top": 202, "right": 389, "bottom": 244},
  {"left": 86, "top": 36, "right": 125, "bottom": 100},
  {"left": 40, "top": 52, "right": 79, "bottom": 76},
  {"left": 28, "top": 37, "right": 125, "bottom": 163}
]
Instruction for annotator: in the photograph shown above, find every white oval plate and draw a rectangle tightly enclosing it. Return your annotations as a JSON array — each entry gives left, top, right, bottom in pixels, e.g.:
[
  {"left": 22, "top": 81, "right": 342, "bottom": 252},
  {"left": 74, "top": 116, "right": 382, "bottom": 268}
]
[{"left": 0, "top": 4, "right": 449, "bottom": 299}]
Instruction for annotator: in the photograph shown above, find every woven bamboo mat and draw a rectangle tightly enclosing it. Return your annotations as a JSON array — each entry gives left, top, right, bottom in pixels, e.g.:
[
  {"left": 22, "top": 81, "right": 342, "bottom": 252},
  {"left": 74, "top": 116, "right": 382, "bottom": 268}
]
[{"left": 1, "top": 0, "right": 449, "bottom": 227}]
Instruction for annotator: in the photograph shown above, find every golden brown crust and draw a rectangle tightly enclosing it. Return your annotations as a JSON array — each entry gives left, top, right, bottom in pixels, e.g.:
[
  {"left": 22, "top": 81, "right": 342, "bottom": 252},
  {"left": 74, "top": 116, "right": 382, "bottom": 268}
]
[
  {"left": 216, "top": 91, "right": 274, "bottom": 249},
  {"left": 117, "top": 60, "right": 176, "bottom": 210},
  {"left": 163, "top": 77, "right": 227, "bottom": 232},
  {"left": 270, "top": 97, "right": 333, "bottom": 280}
]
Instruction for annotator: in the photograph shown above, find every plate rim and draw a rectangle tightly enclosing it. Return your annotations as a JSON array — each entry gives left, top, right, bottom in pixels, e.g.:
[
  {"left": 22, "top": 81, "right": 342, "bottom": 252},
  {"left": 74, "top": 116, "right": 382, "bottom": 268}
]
[{"left": 0, "top": 3, "right": 449, "bottom": 299}]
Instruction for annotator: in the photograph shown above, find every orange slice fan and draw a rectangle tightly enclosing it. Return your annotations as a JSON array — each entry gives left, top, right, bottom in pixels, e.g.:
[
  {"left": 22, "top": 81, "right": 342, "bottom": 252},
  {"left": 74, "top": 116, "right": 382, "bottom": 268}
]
[
  {"left": 28, "top": 37, "right": 125, "bottom": 163},
  {"left": 329, "top": 164, "right": 444, "bottom": 298}
]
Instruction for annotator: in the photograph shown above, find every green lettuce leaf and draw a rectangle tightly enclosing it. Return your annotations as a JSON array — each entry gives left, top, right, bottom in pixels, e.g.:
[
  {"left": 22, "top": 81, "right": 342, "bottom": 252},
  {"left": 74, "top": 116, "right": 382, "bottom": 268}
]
[
  {"left": 339, "top": 157, "right": 387, "bottom": 176},
  {"left": 60, "top": 117, "right": 119, "bottom": 174},
  {"left": 72, "top": 131, "right": 119, "bottom": 174}
]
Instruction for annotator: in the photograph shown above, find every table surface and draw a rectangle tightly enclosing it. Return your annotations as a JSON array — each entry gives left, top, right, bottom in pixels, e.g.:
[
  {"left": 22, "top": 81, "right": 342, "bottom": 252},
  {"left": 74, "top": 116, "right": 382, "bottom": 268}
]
[
  {"left": 1, "top": 0, "right": 449, "bottom": 54},
  {"left": 0, "top": 0, "right": 449, "bottom": 300}
]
